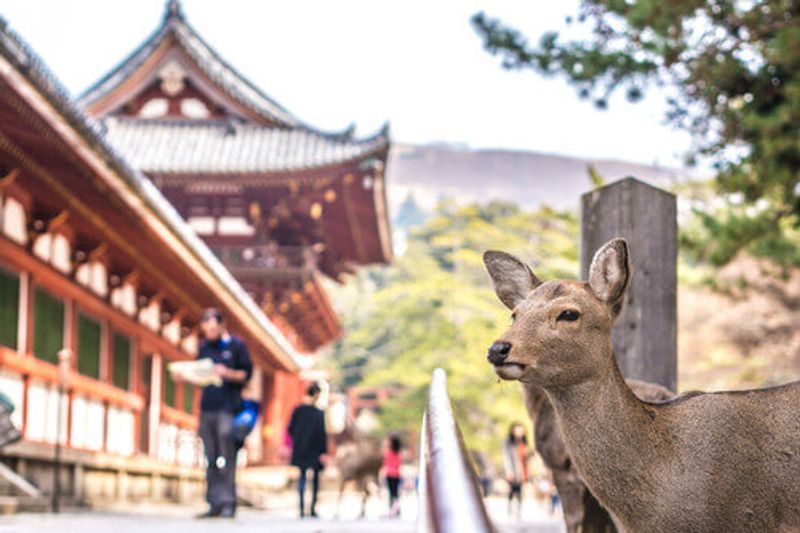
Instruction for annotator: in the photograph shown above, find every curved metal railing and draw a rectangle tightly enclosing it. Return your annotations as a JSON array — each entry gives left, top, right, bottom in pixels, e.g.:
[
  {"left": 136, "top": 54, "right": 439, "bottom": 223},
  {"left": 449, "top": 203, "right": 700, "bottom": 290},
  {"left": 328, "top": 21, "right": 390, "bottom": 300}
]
[{"left": 417, "top": 368, "right": 495, "bottom": 533}]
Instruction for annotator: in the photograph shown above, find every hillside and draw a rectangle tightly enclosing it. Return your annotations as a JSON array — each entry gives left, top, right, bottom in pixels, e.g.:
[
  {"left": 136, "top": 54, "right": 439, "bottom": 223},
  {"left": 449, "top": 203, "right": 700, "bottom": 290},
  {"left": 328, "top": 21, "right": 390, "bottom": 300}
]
[
  {"left": 378, "top": 144, "right": 798, "bottom": 394},
  {"left": 386, "top": 143, "right": 690, "bottom": 214}
]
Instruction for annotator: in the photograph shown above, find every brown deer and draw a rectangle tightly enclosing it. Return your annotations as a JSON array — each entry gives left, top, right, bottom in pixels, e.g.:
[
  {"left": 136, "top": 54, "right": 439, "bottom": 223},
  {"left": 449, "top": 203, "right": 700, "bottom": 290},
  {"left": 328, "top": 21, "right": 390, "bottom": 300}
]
[
  {"left": 334, "top": 440, "right": 382, "bottom": 518},
  {"left": 331, "top": 420, "right": 382, "bottom": 518},
  {"left": 529, "top": 378, "right": 673, "bottom": 533},
  {"left": 483, "top": 238, "right": 800, "bottom": 532}
]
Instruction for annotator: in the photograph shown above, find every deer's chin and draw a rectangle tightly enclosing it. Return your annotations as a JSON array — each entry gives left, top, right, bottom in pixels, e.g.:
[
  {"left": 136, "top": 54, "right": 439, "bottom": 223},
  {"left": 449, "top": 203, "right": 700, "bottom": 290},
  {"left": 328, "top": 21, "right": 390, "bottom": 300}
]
[{"left": 492, "top": 362, "right": 527, "bottom": 381}]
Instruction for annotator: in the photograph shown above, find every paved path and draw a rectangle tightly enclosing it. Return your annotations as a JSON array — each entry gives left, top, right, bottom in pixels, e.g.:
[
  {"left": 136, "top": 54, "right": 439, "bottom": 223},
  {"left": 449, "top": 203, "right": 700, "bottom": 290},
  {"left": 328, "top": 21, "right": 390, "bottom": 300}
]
[
  {"left": 0, "top": 511, "right": 413, "bottom": 533},
  {"left": 0, "top": 492, "right": 563, "bottom": 532}
]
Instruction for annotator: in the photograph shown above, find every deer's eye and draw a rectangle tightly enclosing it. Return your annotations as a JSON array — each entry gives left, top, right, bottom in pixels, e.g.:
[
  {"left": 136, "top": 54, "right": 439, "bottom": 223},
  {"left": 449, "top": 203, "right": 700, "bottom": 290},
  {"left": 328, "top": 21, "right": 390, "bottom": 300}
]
[
  {"left": 556, "top": 309, "right": 580, "bottom": 322},
  {"left": 511, "top": 312, "right": 518, "bottom": 323}
]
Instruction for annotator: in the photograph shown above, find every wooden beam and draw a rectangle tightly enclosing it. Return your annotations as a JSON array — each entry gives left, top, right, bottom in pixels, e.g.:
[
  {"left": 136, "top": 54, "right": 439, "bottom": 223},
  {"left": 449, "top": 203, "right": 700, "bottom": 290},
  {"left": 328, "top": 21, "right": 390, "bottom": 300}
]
[
  {"left": 580, "top": 177, "right": 677, "bottom": 391},
  {"left": 0, "top": 167, "right": 19, "bottom": 187}
]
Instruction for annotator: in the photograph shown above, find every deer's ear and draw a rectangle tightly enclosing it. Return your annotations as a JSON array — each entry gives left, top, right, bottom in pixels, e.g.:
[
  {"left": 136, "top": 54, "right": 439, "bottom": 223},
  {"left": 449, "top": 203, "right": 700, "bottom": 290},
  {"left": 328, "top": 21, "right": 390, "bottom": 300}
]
[
  {"left": 483, "top": 250, "right": 542, "bottom": 310},
  {"left": 588, "top": 238, "right": 631, "bottom": 317}
]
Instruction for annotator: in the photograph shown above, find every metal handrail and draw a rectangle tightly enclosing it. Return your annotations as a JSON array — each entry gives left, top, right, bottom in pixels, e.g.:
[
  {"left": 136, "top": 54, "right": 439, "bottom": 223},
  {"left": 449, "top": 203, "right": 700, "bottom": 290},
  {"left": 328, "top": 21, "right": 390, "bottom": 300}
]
[{"left": 417, "top": 368, "right": 495, "bottom": 533}]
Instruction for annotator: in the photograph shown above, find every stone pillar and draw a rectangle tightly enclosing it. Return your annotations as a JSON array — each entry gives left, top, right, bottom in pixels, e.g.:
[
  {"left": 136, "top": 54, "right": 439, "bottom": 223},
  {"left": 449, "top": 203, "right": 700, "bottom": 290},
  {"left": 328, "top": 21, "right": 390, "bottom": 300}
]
[
  {"left": 176, "top": 474, "right": 195, "bottom": 503},
  {"left": 72, "top": 463, "right": 85, "bottom": 503},
  {"left": 116, "top": 469, "right": 129, "bottom": 502},
  {"left": 151, "top": 473, "right": 163, "bottom": 501},
  {"left": 15, "top": 458, "right": 28, "bottom": 479},
  {"left": 580, "top": 177, "right": 677, "bottom": 392}
]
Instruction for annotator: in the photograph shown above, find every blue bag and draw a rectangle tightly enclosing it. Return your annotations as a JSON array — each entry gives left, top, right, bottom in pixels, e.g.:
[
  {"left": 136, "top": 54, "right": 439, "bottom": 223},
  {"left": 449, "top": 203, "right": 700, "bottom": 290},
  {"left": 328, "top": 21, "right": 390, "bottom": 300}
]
[{"left": 233, "top": 399, "right": 260, "bottom": 448}]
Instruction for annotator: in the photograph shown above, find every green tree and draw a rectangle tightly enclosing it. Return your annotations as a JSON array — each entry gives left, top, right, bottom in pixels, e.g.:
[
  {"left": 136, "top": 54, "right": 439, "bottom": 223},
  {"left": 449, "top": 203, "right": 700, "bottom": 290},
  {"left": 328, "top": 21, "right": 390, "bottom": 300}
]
[
  {"left": 327, "top": 201, "right": 578, "bottom": 460},
  {"left": 473, "top": 1, "right": 800, "bottom": 266}
]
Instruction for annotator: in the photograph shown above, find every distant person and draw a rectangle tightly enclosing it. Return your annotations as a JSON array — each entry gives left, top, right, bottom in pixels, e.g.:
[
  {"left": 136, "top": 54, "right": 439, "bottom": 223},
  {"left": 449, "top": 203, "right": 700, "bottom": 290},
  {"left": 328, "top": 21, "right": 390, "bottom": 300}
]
[
  {"left": 288, "top": 383, "right": 328, "bottom": 518},
  {"left": 503, "top": 422, "right": 530, "bottom": 519},
  {"left": 470, "top": 449, "right": 496, "bottom": 497},
  {"left": 549, "top": 480, "right": 561, "bottom": 516},
  {"left": 195, "top": 308, "right": 252, "bottom": 519},
  {"left": 382, "top": 432, "right": 404, "bottom": 518}
]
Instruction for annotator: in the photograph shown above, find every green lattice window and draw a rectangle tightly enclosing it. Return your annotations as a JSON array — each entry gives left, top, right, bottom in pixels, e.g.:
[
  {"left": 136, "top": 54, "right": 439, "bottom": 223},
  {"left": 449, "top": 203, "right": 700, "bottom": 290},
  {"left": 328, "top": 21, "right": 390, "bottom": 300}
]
[
  {"left": 112, "top": 332, "right": 131, "bottom": 390},
  {"left": 33, "top": 288, "right": 63, "bottom": 364},
  {"left": 0, "top": 269, "right": 19, "bottom": 349},
  {"left": 163, "top": 363, "right": 175, "bottom": 407},
  {"left": 77, "top": 314, "right": 102, "bottom": 379}
]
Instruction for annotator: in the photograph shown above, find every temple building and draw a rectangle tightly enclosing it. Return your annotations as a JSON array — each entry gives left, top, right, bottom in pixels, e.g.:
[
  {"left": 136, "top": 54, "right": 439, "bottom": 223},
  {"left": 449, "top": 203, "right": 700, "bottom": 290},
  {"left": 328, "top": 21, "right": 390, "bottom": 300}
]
[
  {"left": 80, "top": 1, "right": 392, "bottom": 354},
  {"left": 0, "top": 0, "right": 391, "bottom": 506}
]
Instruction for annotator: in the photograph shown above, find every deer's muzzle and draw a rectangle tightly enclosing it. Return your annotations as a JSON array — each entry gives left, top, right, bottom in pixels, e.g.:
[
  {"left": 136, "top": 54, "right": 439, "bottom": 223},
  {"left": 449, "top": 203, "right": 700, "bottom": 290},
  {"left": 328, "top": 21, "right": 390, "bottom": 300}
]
[{"left": 487, "top": 341, "right": 512, "bottom": 365}]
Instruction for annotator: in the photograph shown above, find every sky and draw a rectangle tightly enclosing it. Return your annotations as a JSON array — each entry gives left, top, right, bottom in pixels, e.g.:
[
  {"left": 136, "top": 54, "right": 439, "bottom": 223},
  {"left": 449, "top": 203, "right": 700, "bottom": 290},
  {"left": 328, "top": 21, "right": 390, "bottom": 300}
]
[{"left": 0, "top": 0, "right": 694, "bottom": 168}]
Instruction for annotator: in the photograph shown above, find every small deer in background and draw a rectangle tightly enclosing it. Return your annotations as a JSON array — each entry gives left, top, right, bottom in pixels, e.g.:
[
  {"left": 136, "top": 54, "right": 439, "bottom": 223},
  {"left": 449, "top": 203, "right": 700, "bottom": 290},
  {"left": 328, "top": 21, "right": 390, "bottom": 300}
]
[
  {"left": 484, "top": 238, "right": 800, "bottom": 532},
  {"left": 331, "top": 421, "right": 382, "bottom": 518}
]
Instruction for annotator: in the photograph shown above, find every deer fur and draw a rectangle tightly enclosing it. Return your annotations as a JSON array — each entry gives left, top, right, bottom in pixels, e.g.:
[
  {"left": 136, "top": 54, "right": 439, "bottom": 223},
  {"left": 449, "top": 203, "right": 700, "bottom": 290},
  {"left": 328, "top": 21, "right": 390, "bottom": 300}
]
[
  {"left": 484, "top": 238, "right": 800, "bottom": 532},
  {"left": 528, "top": 379, "right": 674, "bottom": 533},
  {"left": 334, "top": 440, "right": 382, "bottom": 518},
  {"left": 332, "top": 421, "right": 382, "bottom": 518}
]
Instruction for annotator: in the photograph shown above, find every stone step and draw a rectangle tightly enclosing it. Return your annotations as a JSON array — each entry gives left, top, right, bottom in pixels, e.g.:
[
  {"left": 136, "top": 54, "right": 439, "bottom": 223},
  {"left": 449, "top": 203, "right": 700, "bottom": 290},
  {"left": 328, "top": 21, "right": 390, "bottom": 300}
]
[
  {"left": 0, "top": 461, "right": 41, "bottom": 497},
  {"left": 0, "top": 495, "right": 49, "bottom": 514}
]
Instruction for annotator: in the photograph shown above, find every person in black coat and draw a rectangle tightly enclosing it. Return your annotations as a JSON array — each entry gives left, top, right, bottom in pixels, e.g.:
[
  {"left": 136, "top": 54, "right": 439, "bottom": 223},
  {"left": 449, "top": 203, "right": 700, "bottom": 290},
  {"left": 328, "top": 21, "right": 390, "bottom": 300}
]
[{"left": 288, "top": 383, "right": 327, "bottom": 518}]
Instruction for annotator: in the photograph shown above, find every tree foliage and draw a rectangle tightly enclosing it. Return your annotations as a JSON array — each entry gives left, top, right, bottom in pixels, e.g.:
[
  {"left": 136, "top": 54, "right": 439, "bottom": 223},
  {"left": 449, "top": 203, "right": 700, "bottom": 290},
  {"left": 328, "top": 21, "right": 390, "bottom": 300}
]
[
  {"left": 327, "top": 201, "right": 578, "bottom": 458},
  {"left": 473, "top": 1, "right": 800, "bottom": 266}
]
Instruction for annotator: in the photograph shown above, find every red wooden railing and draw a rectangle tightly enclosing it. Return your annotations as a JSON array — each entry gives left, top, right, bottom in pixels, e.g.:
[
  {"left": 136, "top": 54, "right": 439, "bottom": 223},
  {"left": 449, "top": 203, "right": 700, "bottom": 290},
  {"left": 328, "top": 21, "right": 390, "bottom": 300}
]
[{"left": 0, "top": 347, "right": 143, "bottom": 411}]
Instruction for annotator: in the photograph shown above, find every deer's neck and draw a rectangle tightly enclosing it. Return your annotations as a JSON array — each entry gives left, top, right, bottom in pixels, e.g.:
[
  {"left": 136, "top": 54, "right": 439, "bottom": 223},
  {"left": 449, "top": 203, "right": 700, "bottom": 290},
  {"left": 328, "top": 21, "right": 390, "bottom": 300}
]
[
  {"left": 543, "top": 343, "right": 660, "bottom": 522},
  {"left": 521, "top": 382, "right": 548, "bottom": 421}
]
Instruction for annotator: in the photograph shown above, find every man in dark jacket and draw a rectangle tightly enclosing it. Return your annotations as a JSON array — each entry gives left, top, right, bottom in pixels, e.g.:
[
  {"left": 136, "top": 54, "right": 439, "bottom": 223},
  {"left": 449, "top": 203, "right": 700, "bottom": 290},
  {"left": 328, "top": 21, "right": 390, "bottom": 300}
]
[
  {"left": 288, "top": 383, "right": 327, "bottom": 518},
  {"left": 195, "top": 308, "right": 252, "bottom": 519}
]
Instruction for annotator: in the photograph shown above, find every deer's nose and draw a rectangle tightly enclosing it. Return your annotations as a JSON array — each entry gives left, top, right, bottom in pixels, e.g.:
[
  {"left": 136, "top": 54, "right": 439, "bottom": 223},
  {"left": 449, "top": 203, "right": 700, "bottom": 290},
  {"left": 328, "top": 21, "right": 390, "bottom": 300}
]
[{"left": 487, "top": 342, "right": 511, "bottom": 365}]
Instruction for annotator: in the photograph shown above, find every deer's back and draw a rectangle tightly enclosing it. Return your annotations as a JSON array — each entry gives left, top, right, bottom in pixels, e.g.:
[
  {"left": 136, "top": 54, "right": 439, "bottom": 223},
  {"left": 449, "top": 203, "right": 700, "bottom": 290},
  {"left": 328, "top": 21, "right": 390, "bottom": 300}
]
[
  {"left": 337, "top": 443, "right": 382, "bottom": 481},
  {"left": 644, "top": 381, "right": 800, "bottom": 531}
]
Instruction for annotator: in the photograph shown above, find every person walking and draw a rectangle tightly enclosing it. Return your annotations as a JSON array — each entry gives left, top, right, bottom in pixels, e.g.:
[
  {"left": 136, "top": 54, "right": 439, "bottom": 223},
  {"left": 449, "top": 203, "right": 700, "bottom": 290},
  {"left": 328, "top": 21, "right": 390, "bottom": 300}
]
[
  {"left": 503, "top": 422, "right": 530, "bottom": 519},
  {"left": 471, "top": 449, "right": 496, "bottom": 497},
  {"left": 288, "top": 383, "right": 327, "bottom": 518},
  {"left": 195, "top": 308, "right": 252, "bottom": 519},
  {"left": 382, "top": 432, "right": 403, "bottom": 518}
]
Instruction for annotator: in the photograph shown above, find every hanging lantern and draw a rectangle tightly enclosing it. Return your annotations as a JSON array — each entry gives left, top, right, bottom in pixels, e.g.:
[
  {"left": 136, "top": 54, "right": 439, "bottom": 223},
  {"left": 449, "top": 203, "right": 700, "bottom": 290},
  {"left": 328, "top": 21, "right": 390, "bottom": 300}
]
[
  {"left": 309, "top": 202, "right": 323, "bottom": 220},
  {"left": 249, "top": 201, "right": 261, "bottom": 223}
]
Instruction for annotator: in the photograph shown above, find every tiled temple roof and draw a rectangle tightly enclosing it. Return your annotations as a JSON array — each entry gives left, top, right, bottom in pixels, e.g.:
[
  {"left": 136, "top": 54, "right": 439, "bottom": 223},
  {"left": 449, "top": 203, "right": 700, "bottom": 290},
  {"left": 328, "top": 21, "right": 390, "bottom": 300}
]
[
  {"left": 80, "top": 0, "right": 390, "bottom": 176},
  {"left": 79, "top": 0, "right": 301, "bottom": 128},
  {"left": 0, "top": 17, "right": 303, "bottom": 370},
  {"left": 104, "top": 117, "right": 389, "bottom": 174}
]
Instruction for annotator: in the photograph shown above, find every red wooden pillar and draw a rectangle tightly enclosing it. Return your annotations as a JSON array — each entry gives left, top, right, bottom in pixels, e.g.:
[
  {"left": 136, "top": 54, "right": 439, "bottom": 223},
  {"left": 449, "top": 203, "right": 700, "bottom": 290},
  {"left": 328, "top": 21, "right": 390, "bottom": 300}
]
[
  {"left": 18, "top": 270, "right": 31, "bottom": 437},
  {"left": 148, "top": 353, "right": 162, "bottom": 458},
  {"left": 263, "top": 370, "right": 305, "bottom": 464},
  {"left": 266, "top": 370, "right": 288, "bottom": 464},
  {"left": 261, "top": 371, "right": 277, "bottom": 464}
]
